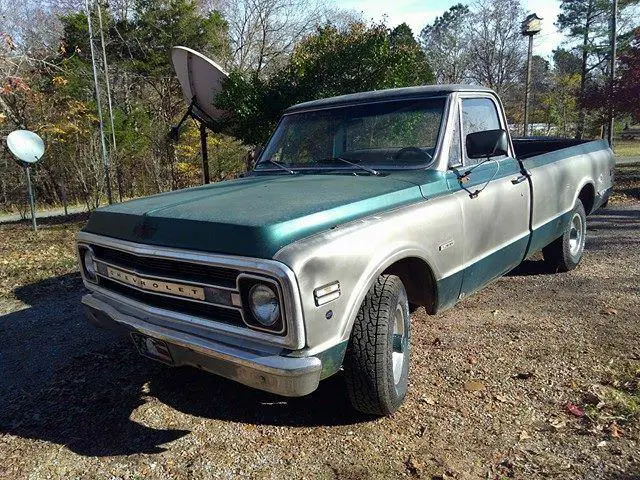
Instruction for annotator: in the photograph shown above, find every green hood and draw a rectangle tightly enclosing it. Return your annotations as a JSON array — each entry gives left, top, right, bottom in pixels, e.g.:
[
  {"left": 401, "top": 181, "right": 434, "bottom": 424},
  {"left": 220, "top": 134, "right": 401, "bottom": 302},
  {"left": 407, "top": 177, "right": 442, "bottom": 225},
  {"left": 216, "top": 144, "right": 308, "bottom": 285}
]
[{"left": 83, "top": 173, "right": 426, "bottom": 258}]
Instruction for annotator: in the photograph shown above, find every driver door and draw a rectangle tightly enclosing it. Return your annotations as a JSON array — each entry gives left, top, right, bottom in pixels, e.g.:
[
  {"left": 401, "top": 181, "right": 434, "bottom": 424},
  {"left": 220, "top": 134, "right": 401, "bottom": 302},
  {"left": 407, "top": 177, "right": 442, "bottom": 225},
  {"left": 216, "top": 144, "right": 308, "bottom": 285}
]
[{"left": 447, "top": 96, "right": 531, "bottom": 297}]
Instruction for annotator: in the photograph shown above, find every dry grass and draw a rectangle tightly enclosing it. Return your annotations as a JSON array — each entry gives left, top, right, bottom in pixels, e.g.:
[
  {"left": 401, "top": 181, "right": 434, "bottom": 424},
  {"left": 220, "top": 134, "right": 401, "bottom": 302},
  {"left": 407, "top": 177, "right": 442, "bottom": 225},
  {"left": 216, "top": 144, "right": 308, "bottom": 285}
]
[
  {"left": 610, "top": 162, "right": 640, "bottom": 204},
  {"left": 0, "top": 214, "right": 87, "bottom": 307},
  {"left": 613, "top": 140, "right": 640, "bottom": 158}
]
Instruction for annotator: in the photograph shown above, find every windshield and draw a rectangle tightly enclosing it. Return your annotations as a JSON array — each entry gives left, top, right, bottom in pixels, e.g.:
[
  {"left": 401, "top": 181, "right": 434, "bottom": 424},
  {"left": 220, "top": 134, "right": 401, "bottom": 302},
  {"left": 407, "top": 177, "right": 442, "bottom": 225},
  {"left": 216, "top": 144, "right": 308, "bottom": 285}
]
[{"left": 255, "top": 97, "right": 446, "bottom": 172}]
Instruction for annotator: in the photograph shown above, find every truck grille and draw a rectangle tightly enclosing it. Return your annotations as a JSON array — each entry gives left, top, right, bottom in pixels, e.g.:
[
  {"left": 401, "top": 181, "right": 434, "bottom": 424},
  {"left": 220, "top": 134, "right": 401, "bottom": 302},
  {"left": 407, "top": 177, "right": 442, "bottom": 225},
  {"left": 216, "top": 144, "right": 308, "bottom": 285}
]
[
  {"left": 88, "top": 244, "right": 245, "bottom": 327},
  {"left": 91, "top": 244, "right": 239, "bottom": 288},
  {"left": 100, "top": 278, "right": 244, "bottom": 326}
]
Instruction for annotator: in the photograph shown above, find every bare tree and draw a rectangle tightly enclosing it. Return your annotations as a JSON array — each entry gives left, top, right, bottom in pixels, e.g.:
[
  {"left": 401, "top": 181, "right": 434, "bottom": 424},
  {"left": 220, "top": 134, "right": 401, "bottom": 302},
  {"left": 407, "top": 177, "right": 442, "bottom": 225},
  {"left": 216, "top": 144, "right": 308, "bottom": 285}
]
[
  {"left": 467, "top": 0, "right": 526, "bottom": 95},
  {"left": 220, "top": 0, "right": 327, "bottom": 74},
  {"left": 420, "top": 4, "right": 472, "bottom": 84}
]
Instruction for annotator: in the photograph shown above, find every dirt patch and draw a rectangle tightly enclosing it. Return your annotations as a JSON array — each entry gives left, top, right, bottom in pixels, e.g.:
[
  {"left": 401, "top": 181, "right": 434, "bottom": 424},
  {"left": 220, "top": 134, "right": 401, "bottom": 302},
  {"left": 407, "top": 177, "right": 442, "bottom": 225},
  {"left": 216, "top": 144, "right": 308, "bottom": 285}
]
[{"left": 0, "top": 171, "right": 639, "bottom": 479}]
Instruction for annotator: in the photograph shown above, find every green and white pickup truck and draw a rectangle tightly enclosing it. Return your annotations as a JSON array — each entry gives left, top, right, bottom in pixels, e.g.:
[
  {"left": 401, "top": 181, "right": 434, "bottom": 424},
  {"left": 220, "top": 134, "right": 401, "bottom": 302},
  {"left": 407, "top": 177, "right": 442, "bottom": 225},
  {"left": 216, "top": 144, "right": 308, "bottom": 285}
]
[{"left": 78, "top": 85, "right": 614, "bottom": 415}]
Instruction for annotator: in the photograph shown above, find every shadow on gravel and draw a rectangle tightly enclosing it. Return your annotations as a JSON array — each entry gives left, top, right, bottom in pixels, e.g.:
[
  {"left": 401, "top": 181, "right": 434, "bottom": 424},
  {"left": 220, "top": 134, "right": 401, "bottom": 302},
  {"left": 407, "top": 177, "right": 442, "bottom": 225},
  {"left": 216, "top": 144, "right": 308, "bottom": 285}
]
[
  {"left": 507, "top": 259, "right": 553, "bottom": 277},
  {"left": 0, "top": 274, "right": 367, "bottom": 458},
  {"left": 605, "top": 467, "right": 640, "bottom": 480}
]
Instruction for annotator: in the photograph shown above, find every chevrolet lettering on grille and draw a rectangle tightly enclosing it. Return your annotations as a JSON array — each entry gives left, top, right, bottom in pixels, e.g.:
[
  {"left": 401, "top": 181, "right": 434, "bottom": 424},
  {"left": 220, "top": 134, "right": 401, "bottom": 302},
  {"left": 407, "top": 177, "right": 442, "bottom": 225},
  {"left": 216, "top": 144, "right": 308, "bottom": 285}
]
[{"left": 106, "top": 266, "right": 205, "bottom": 300}]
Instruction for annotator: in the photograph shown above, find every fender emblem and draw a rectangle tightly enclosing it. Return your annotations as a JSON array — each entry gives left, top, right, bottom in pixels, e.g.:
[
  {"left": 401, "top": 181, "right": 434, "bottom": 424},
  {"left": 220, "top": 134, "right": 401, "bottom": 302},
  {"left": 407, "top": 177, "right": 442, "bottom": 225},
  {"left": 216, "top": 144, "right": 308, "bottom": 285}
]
[{"left": 438, "top": 240, "right": 454, "bottom": 252}]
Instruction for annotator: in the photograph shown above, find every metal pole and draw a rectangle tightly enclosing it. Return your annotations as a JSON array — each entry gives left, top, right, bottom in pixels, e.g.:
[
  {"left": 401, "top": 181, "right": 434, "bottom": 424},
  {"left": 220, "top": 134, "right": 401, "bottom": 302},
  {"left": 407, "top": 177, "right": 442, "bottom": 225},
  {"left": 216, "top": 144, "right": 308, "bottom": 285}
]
[
  {"left": 200, "top": 122, "right": 211, "bottom": 184},
  {"left": 86, "top": 0, "right": 113, "bottom": 204},
  {"left": 24, "top": 164, "right": 36, "bottom": 231},
  {"left": 523, "top": 34, "right": 533, "bottom": 137},
  {"left": 97, "top": 0, "right": 122, "bottom": 202},
  {"left": 607, "top": 0, "right": 618, "bottom": 147}
]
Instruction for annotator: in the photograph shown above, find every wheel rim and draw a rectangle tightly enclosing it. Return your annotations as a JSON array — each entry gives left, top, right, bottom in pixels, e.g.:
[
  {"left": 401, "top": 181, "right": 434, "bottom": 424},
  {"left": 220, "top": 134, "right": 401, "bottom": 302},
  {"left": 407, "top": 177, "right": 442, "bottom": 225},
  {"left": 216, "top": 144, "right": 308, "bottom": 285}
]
[
  {"left": 569, "top": 212, "right": 584, "bottom": 257},
  {"left": 392, "top": 304, "right": 407, "bottom": 385}
]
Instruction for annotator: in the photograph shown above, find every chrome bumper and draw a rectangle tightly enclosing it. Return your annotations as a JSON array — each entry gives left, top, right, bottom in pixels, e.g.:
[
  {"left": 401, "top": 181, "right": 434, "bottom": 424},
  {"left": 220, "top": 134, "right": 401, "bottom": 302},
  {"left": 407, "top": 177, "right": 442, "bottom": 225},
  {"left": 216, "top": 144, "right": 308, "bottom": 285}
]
[{"left": 82, "top": 294, "right": 322, "bottom": 397}]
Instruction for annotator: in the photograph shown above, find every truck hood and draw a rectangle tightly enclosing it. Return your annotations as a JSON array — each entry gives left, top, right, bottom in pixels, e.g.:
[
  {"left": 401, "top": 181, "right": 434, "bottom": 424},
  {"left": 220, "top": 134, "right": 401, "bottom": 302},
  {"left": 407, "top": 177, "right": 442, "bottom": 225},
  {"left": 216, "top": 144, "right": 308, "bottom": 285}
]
[{"left": 83, "top": 173, "right": 426, "bottom": 258}]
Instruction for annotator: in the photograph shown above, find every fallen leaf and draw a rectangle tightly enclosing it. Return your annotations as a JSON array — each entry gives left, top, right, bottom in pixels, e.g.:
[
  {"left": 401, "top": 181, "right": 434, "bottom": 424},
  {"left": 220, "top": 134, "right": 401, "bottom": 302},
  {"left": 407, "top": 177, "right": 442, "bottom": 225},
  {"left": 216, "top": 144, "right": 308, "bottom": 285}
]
[
  {"left": 601, "top": 307, "right": 618, "bottom": 315},
  {"left": 405, "top": 456, "right": 424, "bottom": 477},
  {"left": 567, "top": 401, "right": 585, "bottom": 417},
  {"left": 519, "top": 430, "right": 531, "bottom": 441},
  {"left": 550, "top": 418, "right": 567, "bottom": 429},
  {"left": 464, "top": 380, "right": 485, "bottom": 392},
  {"left": 610, "top": 422, "right": 623, "bottom": 438}
]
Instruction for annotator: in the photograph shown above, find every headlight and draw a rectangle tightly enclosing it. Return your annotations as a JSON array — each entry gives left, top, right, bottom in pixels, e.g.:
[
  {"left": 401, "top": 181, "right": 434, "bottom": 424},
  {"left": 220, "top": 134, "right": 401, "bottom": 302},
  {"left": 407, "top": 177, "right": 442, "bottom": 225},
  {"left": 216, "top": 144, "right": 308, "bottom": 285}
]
[
  {"left": 248, "top": 284, "right": 280, "bottom": 327},
  {"left": 80, "top": 246, "right": 98, "bottom": 283}
]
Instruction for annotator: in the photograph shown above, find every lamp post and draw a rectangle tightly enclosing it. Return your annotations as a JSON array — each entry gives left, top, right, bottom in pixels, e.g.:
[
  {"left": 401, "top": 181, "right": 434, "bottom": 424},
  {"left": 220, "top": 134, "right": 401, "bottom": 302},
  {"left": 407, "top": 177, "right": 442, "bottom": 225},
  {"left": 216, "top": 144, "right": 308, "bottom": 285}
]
[
  {"left": 607, "top": 0, "right": 618, "bottom": 147},
  {"left": 521, "top": 13, "right": 542, "bottom": 137}
]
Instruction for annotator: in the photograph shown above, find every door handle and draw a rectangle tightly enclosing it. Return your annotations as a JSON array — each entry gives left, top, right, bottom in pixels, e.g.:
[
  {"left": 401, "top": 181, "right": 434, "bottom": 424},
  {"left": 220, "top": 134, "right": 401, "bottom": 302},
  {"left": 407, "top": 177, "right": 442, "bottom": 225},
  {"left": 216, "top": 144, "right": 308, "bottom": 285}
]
[{"left": 511, "top": 175, "right": 528, "bottom": 185}]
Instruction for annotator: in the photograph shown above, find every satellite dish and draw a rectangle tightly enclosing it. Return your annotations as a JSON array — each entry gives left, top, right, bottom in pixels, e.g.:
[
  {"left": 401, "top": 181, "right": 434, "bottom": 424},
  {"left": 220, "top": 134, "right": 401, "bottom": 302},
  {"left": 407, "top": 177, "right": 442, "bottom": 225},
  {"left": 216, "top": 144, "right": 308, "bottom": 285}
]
[
  {"left": 6, "top": 130, "right": 45, "bottom": 164},
  {"left": 171, "top": 46, "right": 229, "bottom": 123}
]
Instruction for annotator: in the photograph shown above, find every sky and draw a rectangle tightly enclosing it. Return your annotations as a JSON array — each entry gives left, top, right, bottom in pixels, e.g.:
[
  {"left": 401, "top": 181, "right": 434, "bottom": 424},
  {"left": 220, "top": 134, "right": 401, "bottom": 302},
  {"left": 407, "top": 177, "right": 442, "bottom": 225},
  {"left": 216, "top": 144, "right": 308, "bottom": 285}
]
[{"left": 333, "top": 0, "right": 565, "bottom": 59}]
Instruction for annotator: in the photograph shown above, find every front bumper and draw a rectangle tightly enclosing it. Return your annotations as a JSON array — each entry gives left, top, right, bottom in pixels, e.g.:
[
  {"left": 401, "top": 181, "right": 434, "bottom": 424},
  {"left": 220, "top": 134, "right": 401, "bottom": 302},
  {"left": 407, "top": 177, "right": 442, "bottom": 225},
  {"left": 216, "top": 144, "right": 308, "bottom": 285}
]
[{"left": 82, "top": 294, "right": 322, "bottom": 397}]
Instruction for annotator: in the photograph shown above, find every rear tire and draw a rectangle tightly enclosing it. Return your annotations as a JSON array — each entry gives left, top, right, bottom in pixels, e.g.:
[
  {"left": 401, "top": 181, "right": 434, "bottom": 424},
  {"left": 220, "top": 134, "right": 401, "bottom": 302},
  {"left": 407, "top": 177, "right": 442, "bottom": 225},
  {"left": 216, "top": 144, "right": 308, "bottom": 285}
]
[
  {"left": 542, "top": 200, "right": 587, "bottom": 272},
  {"left": 344, "top": 274, "right": 410, "bottom": 416}
]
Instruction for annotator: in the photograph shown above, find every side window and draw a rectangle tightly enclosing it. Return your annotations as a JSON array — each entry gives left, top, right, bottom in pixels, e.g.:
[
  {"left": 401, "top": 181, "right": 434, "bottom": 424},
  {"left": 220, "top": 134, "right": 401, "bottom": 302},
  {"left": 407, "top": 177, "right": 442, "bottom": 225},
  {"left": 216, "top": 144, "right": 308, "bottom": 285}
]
[
  {"left": 461, "top": 98, "right": 502, "bottom": 164},
  {"left": 448, "top": 108, "right": 462, "bottom": 167}
]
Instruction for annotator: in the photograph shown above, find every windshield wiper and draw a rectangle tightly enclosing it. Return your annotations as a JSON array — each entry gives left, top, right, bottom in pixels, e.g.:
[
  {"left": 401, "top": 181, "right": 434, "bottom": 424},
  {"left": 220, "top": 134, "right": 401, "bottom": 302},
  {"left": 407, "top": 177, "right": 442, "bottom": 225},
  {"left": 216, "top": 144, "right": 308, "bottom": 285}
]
[
  {"left": 262, "top": 159, "right": 297, "bottom": 174},
  {"left": 327, "top": 156, "right": 380, "bottom": 176}
]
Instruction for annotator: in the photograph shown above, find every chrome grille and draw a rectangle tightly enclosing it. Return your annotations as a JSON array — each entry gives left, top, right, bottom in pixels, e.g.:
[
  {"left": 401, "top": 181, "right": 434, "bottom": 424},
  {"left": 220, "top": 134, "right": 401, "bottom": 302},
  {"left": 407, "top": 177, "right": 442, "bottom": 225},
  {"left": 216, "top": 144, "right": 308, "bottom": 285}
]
[
  {"left": 91, "top": 244, "right": 239, "bottom": 288},
  {"left": 88, "top": 244, "right": 246, "bottom": 328},
  {"left": 100, "top": 278, "right": 244, "bottom": 326}
]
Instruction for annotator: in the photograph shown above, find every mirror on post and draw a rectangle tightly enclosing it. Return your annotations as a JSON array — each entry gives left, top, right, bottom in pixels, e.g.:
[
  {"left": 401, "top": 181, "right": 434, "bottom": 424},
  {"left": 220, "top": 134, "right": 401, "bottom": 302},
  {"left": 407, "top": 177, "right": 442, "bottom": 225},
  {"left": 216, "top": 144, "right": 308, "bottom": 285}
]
[
  {"left": 6, "top": 130, "right": 45, "bottom": 231},
  {"left": 466, "top": 129, "right": 509, "bottom": 159}
]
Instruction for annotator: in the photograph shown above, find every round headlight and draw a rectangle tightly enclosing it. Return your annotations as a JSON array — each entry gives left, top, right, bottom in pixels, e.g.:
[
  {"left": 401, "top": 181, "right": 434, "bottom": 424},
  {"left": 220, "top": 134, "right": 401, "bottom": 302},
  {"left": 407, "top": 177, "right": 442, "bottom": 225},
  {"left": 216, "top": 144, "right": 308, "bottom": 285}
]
[
  {"left": 249, "top": 284, "right": 280, "bottom": 327},
  {"left": 83, "top": 248, "right": 97, "bottom": 280}
]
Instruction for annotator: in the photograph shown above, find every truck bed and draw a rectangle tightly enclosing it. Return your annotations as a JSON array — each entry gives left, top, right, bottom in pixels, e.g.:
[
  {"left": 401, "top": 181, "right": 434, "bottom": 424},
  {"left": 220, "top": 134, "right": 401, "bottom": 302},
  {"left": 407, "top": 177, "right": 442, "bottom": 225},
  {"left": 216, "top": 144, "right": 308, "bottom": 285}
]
[{"left": 513, "top": 137, "right": 592, "bottom": 160}]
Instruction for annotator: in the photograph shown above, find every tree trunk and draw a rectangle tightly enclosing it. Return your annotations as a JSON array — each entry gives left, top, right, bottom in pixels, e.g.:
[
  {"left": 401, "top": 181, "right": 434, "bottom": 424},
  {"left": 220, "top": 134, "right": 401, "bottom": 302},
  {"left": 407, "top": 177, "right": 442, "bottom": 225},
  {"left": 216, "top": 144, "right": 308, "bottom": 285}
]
[{"left": 577, "top": 0, "right": 593, "bottom": 140}]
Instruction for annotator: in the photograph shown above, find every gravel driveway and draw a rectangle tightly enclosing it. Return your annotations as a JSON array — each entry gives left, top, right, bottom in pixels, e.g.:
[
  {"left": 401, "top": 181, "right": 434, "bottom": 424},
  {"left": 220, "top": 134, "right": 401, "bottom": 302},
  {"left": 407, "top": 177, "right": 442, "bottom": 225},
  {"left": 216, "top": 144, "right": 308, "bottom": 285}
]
[{"left": 0, "top": 202, "right": 638, "bottom": 479}]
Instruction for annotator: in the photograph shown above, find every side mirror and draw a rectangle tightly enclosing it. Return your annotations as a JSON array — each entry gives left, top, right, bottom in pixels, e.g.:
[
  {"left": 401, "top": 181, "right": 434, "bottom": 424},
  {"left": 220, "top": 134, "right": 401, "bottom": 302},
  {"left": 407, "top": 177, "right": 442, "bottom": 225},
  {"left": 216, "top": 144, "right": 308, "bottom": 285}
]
[{"left": 466, "top": 129, "right": 509, "bottom": 159}]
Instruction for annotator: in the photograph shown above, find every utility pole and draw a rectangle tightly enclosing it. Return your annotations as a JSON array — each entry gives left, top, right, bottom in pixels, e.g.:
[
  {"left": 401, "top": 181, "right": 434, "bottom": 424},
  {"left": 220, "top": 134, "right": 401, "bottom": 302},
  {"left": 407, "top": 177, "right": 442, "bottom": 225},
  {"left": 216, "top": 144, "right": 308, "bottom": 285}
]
[
  {"left": 96, "top": 0, "right": 122, "bottom": 201},
  {"left": 521, "top": 14, "right": 542, "bottom": 137},
  {"left": 607, "top": 0, "right": 618, "bottom": 147},
  {"left": 86, "top": 0, "right": 113, "bottom": 204}
]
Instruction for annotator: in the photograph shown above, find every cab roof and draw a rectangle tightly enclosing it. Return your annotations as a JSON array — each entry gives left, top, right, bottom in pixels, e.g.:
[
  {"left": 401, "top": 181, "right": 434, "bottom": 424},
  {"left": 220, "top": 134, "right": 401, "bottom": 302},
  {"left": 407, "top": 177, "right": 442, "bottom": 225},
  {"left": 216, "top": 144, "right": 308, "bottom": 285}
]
[{"left": 284, "top": 84, "right": 494, "bottom": 114}]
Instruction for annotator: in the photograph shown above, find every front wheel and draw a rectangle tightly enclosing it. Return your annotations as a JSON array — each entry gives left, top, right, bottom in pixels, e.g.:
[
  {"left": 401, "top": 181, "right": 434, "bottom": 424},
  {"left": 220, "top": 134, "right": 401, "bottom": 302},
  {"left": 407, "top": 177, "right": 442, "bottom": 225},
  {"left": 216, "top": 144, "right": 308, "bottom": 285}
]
[
  {"left": 542, "top": 200, "right": 587, "bottom": 272},
  {"left": 344, "top": 274, "right": 411, "bottom": 416}
]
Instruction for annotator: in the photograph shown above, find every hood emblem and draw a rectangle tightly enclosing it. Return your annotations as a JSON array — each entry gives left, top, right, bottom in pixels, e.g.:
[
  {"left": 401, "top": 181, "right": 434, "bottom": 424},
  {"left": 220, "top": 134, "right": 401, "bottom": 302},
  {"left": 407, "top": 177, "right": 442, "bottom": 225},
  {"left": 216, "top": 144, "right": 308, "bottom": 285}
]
[{"left": 133, "top": 220, "right": 157, "bottom": 239}]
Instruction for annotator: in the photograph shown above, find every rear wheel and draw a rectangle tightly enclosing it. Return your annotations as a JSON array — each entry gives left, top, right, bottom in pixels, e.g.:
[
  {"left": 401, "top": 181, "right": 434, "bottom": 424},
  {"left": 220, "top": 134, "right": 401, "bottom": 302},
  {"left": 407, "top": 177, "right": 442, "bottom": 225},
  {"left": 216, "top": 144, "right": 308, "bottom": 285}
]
[
  {"left": 542, "top": 200, "right": 587, "bottom": 272},
  {"left": 344, "top": 274, "right": 411, "bottom": 416}
]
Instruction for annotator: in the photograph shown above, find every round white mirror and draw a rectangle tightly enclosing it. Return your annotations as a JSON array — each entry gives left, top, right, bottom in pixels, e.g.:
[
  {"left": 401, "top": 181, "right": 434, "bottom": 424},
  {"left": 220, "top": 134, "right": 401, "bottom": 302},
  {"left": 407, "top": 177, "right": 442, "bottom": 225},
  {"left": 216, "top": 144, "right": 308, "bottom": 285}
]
[{"left": 6, "top": 130, "right": 45, "bottom": 164}]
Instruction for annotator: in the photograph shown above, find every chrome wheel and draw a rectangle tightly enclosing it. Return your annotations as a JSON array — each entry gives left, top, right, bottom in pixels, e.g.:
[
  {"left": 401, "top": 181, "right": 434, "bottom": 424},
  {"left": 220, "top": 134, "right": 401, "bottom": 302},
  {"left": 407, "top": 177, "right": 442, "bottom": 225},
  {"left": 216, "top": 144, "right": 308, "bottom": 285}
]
[
  {"left": 391, "top": 303, "right": 407, "bottom": 385},
  {"left": 569, "top": 212, "right": 584, "bottom": 257}
]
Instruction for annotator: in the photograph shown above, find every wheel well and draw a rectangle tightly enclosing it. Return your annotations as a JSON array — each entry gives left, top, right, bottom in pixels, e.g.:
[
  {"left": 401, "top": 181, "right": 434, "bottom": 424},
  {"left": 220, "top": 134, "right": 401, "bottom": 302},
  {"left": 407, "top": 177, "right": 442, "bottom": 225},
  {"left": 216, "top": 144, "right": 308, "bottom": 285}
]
[
  {"left": 383, "top": 257, "right": 437, "bottom": 314},
  {"left": 578, "top": 183, "right": 595, "bottom": 214}
]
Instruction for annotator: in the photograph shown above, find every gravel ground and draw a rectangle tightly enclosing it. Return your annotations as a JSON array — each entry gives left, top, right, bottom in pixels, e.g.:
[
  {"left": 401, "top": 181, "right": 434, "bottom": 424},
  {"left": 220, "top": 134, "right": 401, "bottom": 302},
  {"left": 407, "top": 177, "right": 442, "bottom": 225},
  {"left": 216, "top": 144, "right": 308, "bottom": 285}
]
[{"left": 0, "top": 177, "right": 639, "bottom": 479}]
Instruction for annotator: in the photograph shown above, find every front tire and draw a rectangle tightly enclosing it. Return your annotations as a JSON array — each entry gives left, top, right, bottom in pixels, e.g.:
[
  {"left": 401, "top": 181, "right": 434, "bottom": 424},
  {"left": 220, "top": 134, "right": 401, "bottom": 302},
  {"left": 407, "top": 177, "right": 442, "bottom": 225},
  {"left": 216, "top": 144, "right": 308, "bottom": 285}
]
[
  {"left": 344, "top": 274, "right": 411, "bottom": 416},
  {"left": 542, "top": 200, "right": 587, "bottom": 272}
]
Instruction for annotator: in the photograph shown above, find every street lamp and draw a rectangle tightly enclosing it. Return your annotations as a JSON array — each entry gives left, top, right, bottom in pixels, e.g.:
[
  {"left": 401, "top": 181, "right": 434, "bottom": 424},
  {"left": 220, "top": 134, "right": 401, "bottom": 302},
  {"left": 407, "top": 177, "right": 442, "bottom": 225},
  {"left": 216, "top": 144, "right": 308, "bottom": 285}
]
[{"left": 521, "top": 13, "right": 542, "bottom": 137}]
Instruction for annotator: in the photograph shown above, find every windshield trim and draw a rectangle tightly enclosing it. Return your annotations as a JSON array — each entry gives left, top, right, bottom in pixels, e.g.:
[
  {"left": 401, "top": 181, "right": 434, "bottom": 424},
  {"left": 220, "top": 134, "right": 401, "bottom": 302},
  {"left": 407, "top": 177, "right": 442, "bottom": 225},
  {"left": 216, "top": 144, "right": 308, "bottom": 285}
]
[{"left": 254, "top": 95, "right": 449, "bottom": 172}]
